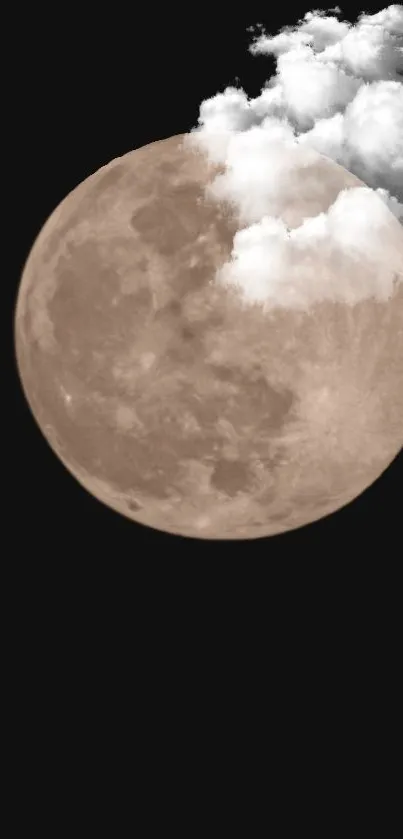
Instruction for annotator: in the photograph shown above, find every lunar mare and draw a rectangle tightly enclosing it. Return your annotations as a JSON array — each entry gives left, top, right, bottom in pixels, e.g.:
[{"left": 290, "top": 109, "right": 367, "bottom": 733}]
[{"left": 15, "top": 134, "right": 403, "bottom": 539}]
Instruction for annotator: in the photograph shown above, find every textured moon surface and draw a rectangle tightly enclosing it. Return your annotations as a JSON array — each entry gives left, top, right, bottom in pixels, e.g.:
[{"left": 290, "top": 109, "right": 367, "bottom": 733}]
[{"left": 15, "top": 134, "right": 403, "bottom": 539}]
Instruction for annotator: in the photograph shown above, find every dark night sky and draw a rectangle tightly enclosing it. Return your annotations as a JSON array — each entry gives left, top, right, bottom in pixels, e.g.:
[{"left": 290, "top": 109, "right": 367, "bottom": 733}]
[{"left": 12, "top": 3, "right": 402, "bottom": 567}]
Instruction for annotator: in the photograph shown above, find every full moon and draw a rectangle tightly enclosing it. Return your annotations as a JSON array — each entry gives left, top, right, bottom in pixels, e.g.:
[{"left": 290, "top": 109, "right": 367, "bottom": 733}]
[{"left": 14, "top": 134, "right": 403, "bottom": 539}]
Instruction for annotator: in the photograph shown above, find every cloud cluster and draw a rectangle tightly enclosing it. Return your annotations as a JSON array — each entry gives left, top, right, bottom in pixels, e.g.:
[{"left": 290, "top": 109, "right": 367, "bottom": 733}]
[
  {"left": 217, "top": 187, "right": 403, "bottom": 311},
  {"left": 185, "top": 6, "right": 403, "bottom": 309},
  {"left": 299, "top": 80, "right": 403, "bottom": 202}
]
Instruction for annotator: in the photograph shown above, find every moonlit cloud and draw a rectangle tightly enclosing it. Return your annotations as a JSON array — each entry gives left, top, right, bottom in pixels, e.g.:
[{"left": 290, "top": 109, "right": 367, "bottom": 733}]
[
  {"left": 185, "top": 5, "right": 403, "bottom": 309},
  {"left": 216, "top": 187, "right": 403, "bottom": 311},
  {"left": 299, "top": 80, "right": 403, "bottom": 204},
  {"left": 205, "top": 121, "right": 319, "bottom": 225}
]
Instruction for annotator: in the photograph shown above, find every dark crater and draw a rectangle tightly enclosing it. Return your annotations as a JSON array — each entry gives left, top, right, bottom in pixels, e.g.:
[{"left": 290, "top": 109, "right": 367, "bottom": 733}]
[
  {"left": 126, "top": 498, "right": 143, "bottom": 512},
  {"left": 210, "top": 458, "right": 253, "bottom": 496},
  {"left": 211, "top": 364, "right": 296, "bottom": 430}
]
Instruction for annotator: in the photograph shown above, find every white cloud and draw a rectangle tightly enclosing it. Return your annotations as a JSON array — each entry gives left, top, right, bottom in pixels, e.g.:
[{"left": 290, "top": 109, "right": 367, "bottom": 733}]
[
  {"left": 216, "top": 188, "right": 403, "bottom": 311},
  {"left": 185, "top": 5, "right": 403, "bottom": 309},
  {"left": 296, "top": 111, "right": 345, "bottom": 159},
  {"left": 252, "top": 5, "right": 403, "bottom": 80},
  {"left": 205, "top": 120, "right": 319, "bottom": 224},
  {"left": 341, "top": 82, "right": 403, "bottom": 190},
  {"left": 299, "top": 11, "right": 351, "bottom": 50},
  {"left": 275, "top": 46, "right": 361, "bottom": 128},
  {"left": 299, "top": 81, "right": 403, "bottom": 195},
  {"left": 376, "top": 187, "right": 403, "bottom": 220}
]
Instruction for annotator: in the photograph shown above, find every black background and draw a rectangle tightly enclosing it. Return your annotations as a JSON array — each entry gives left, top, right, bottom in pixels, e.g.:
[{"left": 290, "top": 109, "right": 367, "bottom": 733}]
[
  {"left": 7, "top": 8, "right": 400, "bottom": 801},
  {"left": 12, "top": 2, "right": 402, "bottom": 565}
]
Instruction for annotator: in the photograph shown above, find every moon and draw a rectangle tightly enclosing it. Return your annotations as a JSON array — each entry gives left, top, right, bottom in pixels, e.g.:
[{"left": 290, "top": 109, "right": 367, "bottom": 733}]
[{"left": 14, "top": 134, "right": 403, "bottom": 539}]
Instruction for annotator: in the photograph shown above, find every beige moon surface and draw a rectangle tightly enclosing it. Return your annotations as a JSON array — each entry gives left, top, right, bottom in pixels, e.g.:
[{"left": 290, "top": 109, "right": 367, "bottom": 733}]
[{"left": 15, "top": 134, "right": 403, "bottom": 539}]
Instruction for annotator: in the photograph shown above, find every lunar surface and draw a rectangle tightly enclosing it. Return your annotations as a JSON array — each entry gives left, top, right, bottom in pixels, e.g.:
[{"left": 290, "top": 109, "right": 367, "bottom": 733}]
[{"left": 15, "top": 134, "right": 403, "bottom": 539}]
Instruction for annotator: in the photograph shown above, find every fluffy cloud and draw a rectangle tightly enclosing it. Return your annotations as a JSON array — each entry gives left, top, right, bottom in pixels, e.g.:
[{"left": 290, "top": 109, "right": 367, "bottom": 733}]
[
  {"left": 376, "top": 187, "right": 403, "bottom": 220},
  {"left": 299, "top": 80, "right": 403, "bottom": 201},
  {"left": 205, "top": 121, "right": 319, "bottom": 224},
  {"left": 251, "top": 5, "right": 403, "bottom": 81},
  {"left": 216, "top": 187, "right": 403, "bottom": 310},
  {"left": 185, "top": 6, "right": 403, "bottom": 309}
]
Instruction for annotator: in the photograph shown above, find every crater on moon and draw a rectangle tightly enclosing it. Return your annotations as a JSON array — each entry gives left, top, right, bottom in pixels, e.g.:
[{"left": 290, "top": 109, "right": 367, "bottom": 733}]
[
  {"left": 14, "top": 133, "right": 403, "bottom": 539},
  {"left": 210, "top": 458, "right": 254, "bottom": 495}
]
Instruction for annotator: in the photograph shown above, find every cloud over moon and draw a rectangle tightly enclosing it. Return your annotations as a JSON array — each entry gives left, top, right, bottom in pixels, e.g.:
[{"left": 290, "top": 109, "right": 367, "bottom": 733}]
[
  {"left": 217, "top": 187, "right": 403, "bottom": 310},
  {"left": 185, "top": 5, "right": 403, "bottom": 309}
]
